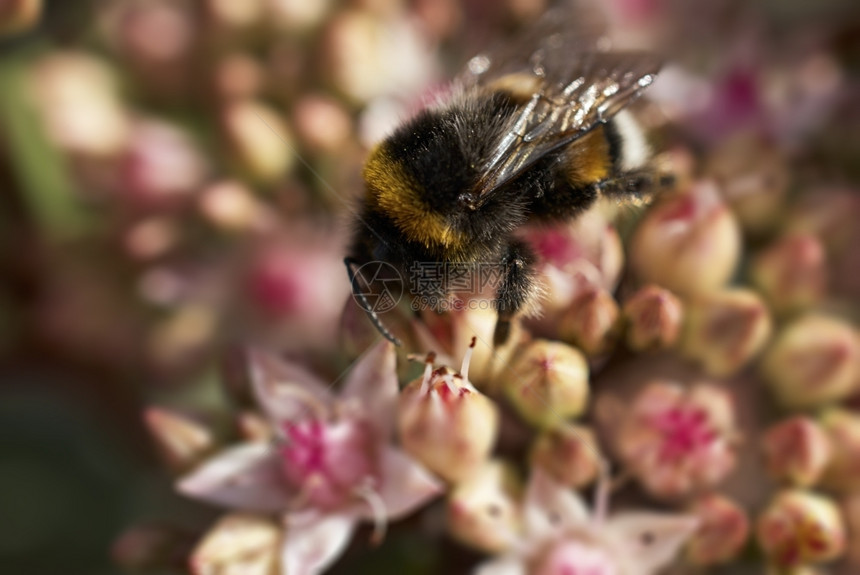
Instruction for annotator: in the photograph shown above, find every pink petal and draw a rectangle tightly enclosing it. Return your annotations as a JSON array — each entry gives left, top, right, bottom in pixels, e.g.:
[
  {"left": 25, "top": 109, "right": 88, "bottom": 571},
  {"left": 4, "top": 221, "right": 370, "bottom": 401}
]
[
  {"left": 248, "top": 348, "right": 333, "bottom": 422},
  {"left": 341, "top": 340, "right": 399, "bottom": 436},
  {"left": 524, "top": 468, "right": 590, "bottom": 539},
  {"left": 281, "top": 511, "right": 356, "bottom": 575},
  {"left": 355, "top": 447, "right": 443, "bottom": 521},
  {"left": 473, "top": 556, "right": 527, "bottom": 575},
  {"left": 176, "top": 443, "right": 292, "bottom": 512}
]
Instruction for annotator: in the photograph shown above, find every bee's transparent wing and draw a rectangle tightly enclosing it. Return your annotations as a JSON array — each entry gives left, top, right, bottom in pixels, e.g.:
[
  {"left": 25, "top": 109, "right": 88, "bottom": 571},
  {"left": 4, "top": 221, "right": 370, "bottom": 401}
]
[{"left": 459, "top": 3, "right": 662, "bottom": 206}]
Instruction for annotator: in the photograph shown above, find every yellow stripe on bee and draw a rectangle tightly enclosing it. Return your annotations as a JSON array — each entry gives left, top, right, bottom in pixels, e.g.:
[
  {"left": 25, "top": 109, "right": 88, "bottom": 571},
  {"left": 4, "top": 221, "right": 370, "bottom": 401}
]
[
  {"left": 564, "top": 127, "right": 612, "bottom": 187},
  {"left": 363, "top": 145, "right": 466, "bottom": 253}
]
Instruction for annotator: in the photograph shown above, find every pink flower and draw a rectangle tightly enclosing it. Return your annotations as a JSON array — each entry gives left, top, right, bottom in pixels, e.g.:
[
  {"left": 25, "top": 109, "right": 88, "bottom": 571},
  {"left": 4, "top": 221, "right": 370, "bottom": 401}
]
[
  {"left": 398, "top": 340, "right": 500, "bottom": 483},
  {"left": 177, "top": 341, "right": 442, "bottom": 575},
  {"left": 475, "top": 469, "right": 698, "bottom": 575},
  {"left": 598, "top": 382, "right": 738, "bottom": 499}
]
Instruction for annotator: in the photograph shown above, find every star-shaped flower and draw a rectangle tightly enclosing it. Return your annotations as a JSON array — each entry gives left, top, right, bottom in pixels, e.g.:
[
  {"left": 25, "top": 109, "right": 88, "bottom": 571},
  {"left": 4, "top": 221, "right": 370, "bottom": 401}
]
[
  {"left": 475, "top": 469, "right": 698, "bottom": 575},
  {"left": 177, "top": 341, "right": 443, "bottom": 575}
]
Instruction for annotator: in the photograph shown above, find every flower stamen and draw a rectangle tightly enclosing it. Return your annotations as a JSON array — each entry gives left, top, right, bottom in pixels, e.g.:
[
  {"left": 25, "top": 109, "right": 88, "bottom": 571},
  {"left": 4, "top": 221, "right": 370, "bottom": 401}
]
[
  {"left": 419, "top": 352, "right": 436, "bottom": 395},
  {"left": 460, "top": 336, "right": 477, "bottom": 380},
  {"left": 354, "top": 477, "right": 388, "bottom": 545}
]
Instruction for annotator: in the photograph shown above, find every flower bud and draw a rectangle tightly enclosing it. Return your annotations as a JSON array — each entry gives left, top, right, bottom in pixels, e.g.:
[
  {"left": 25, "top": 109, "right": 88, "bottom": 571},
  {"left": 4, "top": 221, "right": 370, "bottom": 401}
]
[
  {"left": 144, "top": 408, "right": 214, "bottom": 472},
  {"left": 223, "top": 100, "right": 294, "bottom": 183},
  {"left": 119, "top": 120, "right": 208, "bottom": 207},
  {"left": 0, "top": 0, "right": 41, "bottom": 36},
  {"left": 757, "top": 490, "right": 846, "bottom": 567},
  {"left": 819, "top": 409, "right": 860, "bottom": 494},
  {"left": 630, "top": 181, "right": 741, "bottom": 297},
  {"left": 681, "top": 288, "right": 773, "bottom": 377},
  {"left": 503, "top": 339, "right": 590, "bottom": 428},
  {"left": 28, "top": 52, "right": 130, "bottom": 157},
  {"left": 269, "top": 0, "right": 334, "bottom": 32},
  {"left": 599, "top": 381, "right": 738, "bottom": 500},
  {"left": 705, "top": 133, "right": 789, "bottom": 236},
  {"left": 558, "top": 288, "right": 620, "bottom": 357},
  {"left": 189, "top": 514, "right": 280, "bottom": 575},
  {"left": 762, "top": 315, "right": 859, "bottom": 409},
  {"left": 236, "top": 410, "right": 273, "bottom": 442},
  {"left": 124, "top": 218, "right": 178, "bottom": 261},
  {"left": 292, "top": 95, "right": 353, "bottom": 154},
  {"left": 447, "top": 459, "right": 522, "bottom": 553},
  {"left": 398, "top": 346, "right": 500, "bottom": 483},
  {"left": 686, "top": 493, "right": 750, "bottom": 565},
  {"left": 523, "top": 211, "right": 624, "bottom": 322},
  {"left": 215, "top": 53, "right": 264, "bottom": 101},
  {"left": 530, "top": 423, "right": 601, "bottom": 488},
  {"left": 622, "top": 285, "right": 684, "bottom": 351},
  {"left": 148, "top": 305, "right": 217, "bottom": 368},
  {"left": 324, "top": 10, "right": 436, "bottom": 104},
  {"left": 198, "top": 180, "right": 274, "bottom": 233},
  {"left": 750, "top": 234, "right": 827, "bottom": 316},
  {"left": 762, "top": 417, "right": 832, "bottom": 488}
]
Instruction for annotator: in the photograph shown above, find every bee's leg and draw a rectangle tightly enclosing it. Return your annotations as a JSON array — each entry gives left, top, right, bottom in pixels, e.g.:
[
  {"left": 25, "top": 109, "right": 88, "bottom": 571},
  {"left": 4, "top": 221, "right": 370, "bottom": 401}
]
[
  {"left": 597, "top": 167, "right": 673, "bottom": 205},
  {"left": 492, "top": 239, "right": 537, "bottom": 347},
  {"left": 344, "top": 257, "right": 403, "bottom": 347}
]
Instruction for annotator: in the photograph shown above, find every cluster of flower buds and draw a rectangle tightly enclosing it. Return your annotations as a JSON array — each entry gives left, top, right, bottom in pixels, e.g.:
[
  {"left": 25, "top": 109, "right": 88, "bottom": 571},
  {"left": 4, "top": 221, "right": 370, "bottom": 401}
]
[{"left": 76, "top": 1, "right": 859, "bottom": 574}]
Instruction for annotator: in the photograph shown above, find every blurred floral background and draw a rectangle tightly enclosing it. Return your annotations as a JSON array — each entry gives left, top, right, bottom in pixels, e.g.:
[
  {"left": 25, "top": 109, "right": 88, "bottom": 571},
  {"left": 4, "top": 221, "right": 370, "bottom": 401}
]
[{"left": 1, "top": 0, "right": 859, "bottom": 574}]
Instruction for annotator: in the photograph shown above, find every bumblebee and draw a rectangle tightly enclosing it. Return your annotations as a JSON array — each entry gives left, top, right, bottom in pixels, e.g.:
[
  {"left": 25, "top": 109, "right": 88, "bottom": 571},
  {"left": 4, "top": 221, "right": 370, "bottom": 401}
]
[{"left": 346, "top": 4, "right": 664, "bottom": 347}]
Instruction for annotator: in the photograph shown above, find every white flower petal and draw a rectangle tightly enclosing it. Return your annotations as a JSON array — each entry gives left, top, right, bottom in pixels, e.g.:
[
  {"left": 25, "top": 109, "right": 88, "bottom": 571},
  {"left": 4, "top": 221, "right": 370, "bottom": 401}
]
[
  {"left": 341, "top": 340, "right": 398, "bottom": 436},
  {"left": 177, "top": 443, "right": 291, "bottom": 513},
  {"left": 603, "top": 512, "right": 699, "bottom": 575},
  {"left": 356, "top": 447, "right": 443, "bottom": 521},
  {"left": 473, "top": 556, "right": 527, "bottom": 575},
  {"left": 281, "top": 511, "right": 356, "bottom": 575},
  {"left": 523, "top": 468, "right": 589, "bottom": 539},
  {"left": 248, "top": 348, "right": 333, "bottom": 423}
]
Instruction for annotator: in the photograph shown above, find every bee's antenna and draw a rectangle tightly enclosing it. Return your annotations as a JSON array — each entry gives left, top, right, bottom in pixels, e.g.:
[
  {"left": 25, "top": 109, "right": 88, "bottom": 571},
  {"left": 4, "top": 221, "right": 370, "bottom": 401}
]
[{"left": 344, "top": 258, "right": 403, "bottom": 347}]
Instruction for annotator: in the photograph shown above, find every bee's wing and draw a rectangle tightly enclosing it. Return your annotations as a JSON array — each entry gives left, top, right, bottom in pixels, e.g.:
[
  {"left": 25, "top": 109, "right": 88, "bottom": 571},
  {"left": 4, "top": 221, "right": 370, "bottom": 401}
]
[{"left": 459, "top": 5, "right": 661, "bottom": 207}]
